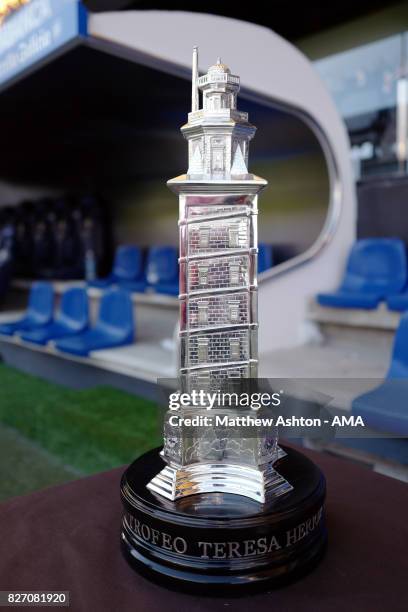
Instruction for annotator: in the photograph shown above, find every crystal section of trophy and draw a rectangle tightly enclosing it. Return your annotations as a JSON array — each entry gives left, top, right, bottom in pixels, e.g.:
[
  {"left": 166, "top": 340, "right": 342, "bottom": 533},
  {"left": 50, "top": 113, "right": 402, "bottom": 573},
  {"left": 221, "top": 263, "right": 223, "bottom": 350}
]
[{"left": 147, "top": 48, "right": 293, "bottom": 504}]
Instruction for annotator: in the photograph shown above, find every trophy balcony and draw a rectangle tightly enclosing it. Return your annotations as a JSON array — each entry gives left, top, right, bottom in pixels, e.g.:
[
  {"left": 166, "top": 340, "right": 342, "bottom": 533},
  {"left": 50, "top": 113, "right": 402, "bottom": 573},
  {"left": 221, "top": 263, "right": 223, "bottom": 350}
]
[{"left": 185, "top": 108, "right": 249, "bottom": 125}]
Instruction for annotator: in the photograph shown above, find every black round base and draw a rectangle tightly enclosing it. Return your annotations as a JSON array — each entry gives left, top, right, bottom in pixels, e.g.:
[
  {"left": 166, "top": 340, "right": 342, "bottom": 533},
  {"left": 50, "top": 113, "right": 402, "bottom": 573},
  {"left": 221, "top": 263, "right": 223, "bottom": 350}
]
[{"left": 120, "top": 446, "right": 327, "bottom": 595}]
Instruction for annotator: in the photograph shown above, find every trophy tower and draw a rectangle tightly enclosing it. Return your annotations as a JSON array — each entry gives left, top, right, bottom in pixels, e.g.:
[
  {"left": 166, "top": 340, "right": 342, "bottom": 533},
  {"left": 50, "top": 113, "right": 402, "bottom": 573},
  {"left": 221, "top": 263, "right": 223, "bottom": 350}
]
[
  {"left": 120, "top": 49, "right": 327, "bottom": 593},
  {"left": 147, "top": 48, "right": 293, "bottom": 503}
]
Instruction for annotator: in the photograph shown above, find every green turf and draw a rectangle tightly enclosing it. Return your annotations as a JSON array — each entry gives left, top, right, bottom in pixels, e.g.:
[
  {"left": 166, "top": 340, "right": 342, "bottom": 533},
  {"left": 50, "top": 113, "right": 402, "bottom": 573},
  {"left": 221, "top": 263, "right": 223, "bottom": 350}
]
[
  {"left": 0, "top": 363, "right": 161, "bottom": 479},
  {"left": 0, "top": 424, "right": 80, "bottom": 502}
]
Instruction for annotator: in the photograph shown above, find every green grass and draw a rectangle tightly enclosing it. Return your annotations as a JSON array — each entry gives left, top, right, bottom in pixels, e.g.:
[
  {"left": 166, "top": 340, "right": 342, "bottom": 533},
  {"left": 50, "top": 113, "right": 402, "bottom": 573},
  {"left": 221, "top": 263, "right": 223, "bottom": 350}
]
[
  {"left": 0, "top": 425, "right": 80, "bottom": 502},
  {"left": 0, "top": 363, "right": 161, "bottom": 479}
]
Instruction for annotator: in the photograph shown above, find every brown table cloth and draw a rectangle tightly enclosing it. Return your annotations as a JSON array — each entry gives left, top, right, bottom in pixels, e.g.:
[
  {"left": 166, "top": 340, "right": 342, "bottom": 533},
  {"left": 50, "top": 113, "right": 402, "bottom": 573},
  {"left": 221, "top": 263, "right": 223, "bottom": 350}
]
[{"left": 0, "top": 447, "right": 407, "bottom": 612}]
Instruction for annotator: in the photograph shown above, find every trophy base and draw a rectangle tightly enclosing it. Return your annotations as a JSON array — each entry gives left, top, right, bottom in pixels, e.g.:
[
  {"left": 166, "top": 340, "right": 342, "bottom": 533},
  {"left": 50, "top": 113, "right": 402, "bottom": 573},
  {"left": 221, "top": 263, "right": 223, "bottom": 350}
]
[
  {"left": 146, "top": 446, "right": 293, "bottom": 503},
  {"left": 120, "top": 446, "right": 327, "bottom": 594}
]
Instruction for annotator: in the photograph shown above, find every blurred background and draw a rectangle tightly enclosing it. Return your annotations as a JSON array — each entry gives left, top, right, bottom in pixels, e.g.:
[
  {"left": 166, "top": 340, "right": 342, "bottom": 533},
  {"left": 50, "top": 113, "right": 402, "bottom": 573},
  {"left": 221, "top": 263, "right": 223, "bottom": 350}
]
[{"left": 1, "top": 0, "right": 408, "bottom": 501}]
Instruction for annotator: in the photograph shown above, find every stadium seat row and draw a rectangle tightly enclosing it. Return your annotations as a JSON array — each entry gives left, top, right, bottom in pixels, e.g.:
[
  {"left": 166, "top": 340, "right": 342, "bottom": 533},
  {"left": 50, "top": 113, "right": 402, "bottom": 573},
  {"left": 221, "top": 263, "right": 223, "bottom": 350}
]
[
  {"left": 316, "top": 238, "right": 408, "bottom": 453},
  {"left": 89, "top": 245, "right": 179, "bottom": 295},
  {"left": 0, "top": 282, "right": 134, "bottom": 357},
  {"left": 317, "top": 238, "right": 408, "bottom": 310}
]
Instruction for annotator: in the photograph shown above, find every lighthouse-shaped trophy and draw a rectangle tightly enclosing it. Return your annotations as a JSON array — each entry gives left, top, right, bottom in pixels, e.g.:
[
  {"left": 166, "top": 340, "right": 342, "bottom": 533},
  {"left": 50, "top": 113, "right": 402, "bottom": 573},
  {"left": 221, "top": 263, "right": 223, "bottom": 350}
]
[{"left": 120, "top": 48, "right": 327, "bottom": 593}]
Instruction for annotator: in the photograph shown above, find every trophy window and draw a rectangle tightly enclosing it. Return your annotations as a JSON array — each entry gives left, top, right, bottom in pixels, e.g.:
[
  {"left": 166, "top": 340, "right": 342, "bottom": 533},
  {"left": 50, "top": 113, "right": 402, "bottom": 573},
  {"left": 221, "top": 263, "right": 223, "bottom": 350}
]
[
  {"left": 229, "top": 263, "right": 240, "bottom": 285},
  {"left": 197, "top": 337, "right": 209, "bottom": 363},
  {"left": 197, "top": 301, "right": 209, "bottom": 325},
  {"left": 229, "top": 338, "right": 241, "bottom": 361},
  {"left": 198, "top": 264, "right": 209, "bottom": 286},
  {"left": 228, "top": 226, "right": 240, "bottom": 248},
  {"left": 228, "top": 301, "right": 240, "bottom": 322},
  {"left": 199, "top": 226, "right": 210, "bottom": 248}
]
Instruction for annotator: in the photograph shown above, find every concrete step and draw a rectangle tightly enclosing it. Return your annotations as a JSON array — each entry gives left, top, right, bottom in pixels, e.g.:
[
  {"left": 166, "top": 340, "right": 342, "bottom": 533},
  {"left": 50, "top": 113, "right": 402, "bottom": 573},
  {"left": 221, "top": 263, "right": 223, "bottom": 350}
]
[
  {"left": 307, "top": 300, "right": 401, "bottom": 332},
  {"left": 304, "top": 299, "right": 400, "bottom": 360},
  {"left": 259, "top": 300, "right": 397, "bottom": 409},
  {"left": 308, "top": 300, "right": 399, "bottom": 348},
  {"left": 260, "top": 341, "right": 389, "bottom": 379},
  {"left": 260, "top": 339, "right": 389, "bottom": 410},
  {"left": 91, "top": 341, "right": 177, "bottom": 380}
]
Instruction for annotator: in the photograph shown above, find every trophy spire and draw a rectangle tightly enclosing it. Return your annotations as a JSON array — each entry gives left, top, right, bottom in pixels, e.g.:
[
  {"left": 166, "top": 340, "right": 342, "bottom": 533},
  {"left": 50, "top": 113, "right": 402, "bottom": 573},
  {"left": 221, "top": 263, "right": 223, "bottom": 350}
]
[{"left": 191, "top": 46, "right": 199, "bottom": 112}]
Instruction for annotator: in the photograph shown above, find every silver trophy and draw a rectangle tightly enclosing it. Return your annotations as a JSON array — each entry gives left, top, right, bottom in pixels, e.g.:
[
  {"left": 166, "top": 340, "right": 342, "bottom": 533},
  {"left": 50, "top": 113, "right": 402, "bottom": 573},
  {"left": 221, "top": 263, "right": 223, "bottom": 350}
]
[
  {"left": 121, "top": 48, "right": 327, "bottom": 591},
  {"left": 147, "top": 48, "right": 293, "bottom": 504}
]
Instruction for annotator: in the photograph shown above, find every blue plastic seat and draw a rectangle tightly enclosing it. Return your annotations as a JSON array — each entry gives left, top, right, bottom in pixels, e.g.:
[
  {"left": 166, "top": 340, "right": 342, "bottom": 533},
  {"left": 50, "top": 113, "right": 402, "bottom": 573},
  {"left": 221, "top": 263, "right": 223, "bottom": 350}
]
[
  {"left": 352, "top": 380, "right": 408, "bottom": 436},
  {"left": 386, "top": 291, "right": 408, "bottom": 311},
  {"left": 20, "top": 287, "right": 88, "bottom": 345},
  {"left": 89, "top": 246, "right": 146, "bottom": 290},
  {"left": 54, "top": 288, "right": 134, "bottom": 356},
  {"left": 352, "top": 312, "right": 408, "bottom": 437},
  {"left": 146, "top": 246, "right": 179, "bottom": 296},
  {"left": 317, "top": 239, "right": 407, "bottom": 309},
  {"left": 258, "top": 243, "right": 273, "bottom": 273},
  {"left": 0, "top": 282, "right": 53, "bottom": 335}
]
